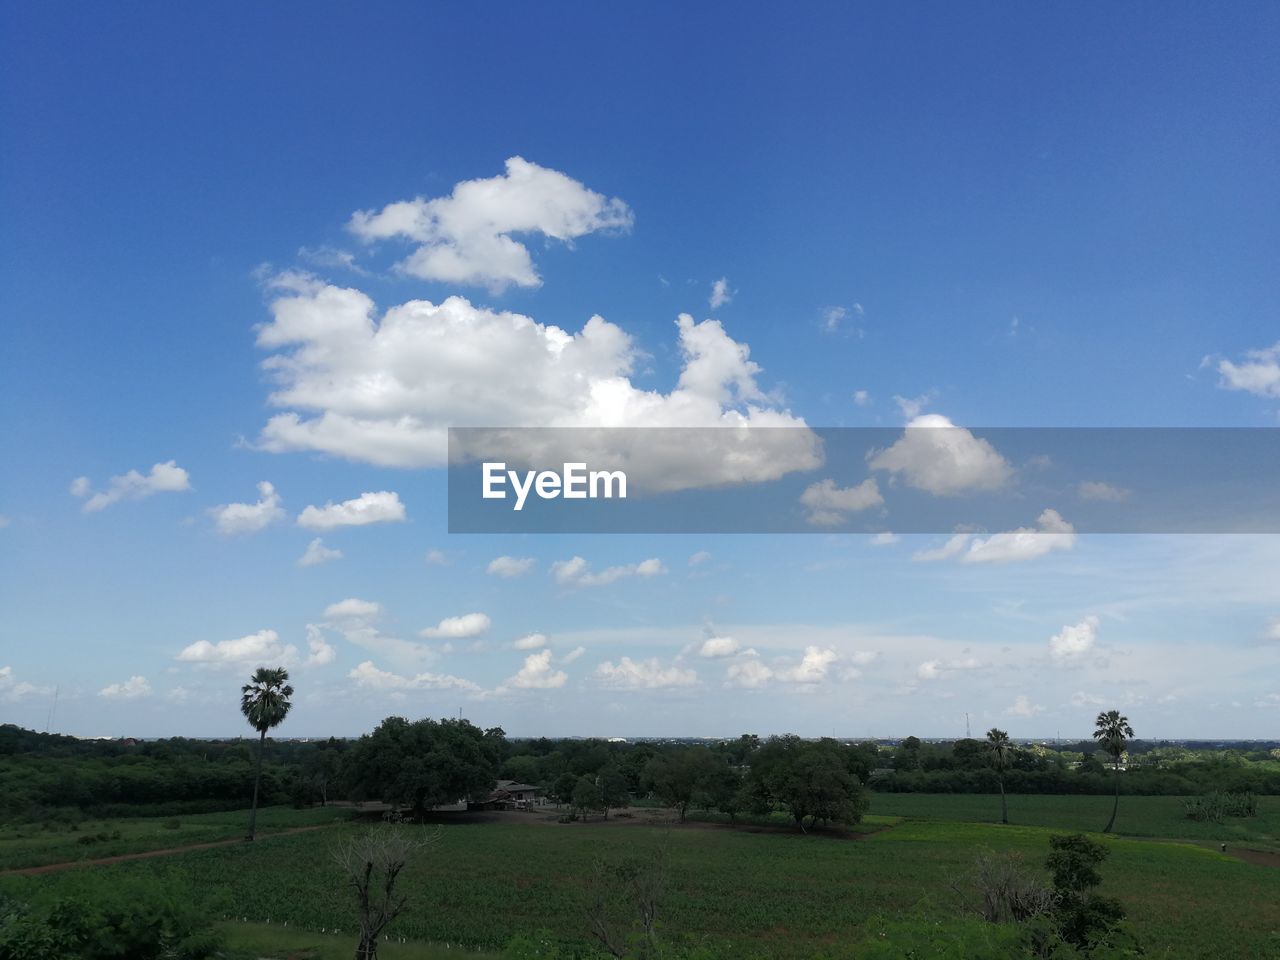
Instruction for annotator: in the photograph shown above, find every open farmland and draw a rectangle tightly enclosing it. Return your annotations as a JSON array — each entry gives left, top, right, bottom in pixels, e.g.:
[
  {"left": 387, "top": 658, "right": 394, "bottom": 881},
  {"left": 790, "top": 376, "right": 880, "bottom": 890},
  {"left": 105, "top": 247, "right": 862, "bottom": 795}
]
[{"left": 3, "top": 812, "right": 1278, "bottom": 959}]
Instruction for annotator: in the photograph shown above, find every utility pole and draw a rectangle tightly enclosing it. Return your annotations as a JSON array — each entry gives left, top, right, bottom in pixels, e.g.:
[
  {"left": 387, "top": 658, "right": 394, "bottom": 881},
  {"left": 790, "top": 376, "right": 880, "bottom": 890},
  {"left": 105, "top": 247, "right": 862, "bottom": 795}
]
[{"left": 965, "top": 712, "right": 971, "bottom": 739}]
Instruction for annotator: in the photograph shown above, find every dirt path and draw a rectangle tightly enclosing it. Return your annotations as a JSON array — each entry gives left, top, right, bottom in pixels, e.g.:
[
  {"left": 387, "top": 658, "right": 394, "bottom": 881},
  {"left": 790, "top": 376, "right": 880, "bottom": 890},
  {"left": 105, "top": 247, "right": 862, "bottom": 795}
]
[
  {"left": 1225, "top": 846, "right": 1280, "bottom": 868},
  {"left": 0, "top": 824, "right": 336, "bottom": 878}
]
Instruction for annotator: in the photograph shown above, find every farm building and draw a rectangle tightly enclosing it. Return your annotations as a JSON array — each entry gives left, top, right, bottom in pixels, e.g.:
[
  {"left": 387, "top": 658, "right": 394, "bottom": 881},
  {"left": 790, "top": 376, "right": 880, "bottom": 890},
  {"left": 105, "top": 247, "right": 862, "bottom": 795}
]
[{"left": 471, "top": 780, "right": 546, "bottom": 811}]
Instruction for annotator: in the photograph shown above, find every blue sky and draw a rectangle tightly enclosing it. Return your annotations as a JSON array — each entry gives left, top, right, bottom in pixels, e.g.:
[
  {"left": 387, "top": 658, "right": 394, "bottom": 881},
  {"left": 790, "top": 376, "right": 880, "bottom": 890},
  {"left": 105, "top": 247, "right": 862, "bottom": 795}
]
[{"left": 1, "top": 4, "right": 1278, "bottom": 739}]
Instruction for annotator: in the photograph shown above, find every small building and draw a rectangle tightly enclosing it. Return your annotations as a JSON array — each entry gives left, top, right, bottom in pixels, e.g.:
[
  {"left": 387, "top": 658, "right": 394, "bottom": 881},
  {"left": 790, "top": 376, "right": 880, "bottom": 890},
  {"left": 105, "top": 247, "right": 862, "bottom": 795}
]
[{"left": 472, "top": 780, "right": 546, "bottom": 811}]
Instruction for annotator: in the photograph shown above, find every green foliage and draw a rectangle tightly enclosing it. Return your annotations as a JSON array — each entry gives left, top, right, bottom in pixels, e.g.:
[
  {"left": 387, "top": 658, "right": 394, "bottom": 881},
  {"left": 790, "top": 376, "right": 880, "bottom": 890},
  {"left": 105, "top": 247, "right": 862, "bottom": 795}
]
[
  {"left": 1184, "top": 791, "right": 1259, "bottom": 822},
  {"left": 0, "top": 876, "right": 222, "bottom": 960},
  {"left": 746, "top": 736, "right": 868, "bottom": 830},
  {"left": 1045, "top": 834, "right": 1127, "bottom": 951}
]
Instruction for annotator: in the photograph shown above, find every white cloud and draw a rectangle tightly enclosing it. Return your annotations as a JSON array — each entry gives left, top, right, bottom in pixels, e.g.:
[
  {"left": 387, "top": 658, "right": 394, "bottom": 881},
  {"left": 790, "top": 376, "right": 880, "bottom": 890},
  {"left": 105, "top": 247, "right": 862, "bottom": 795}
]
[
  {"left": 699, "top": 636, "right": 740, "bottom": 658},
  {"left": 964, "top": 509, "right": 1076, "bottom": 564},
  {"left": 176, "top": 629, "right": 297, "bottom": 667},
  {"left": 252, "top": 282, "right": 820, "bottom": 489},
  {"left": 552, "top": 556, "right": 666, "bottom": 587},
  {"left": 347, "top": 157, "right": 632, "bottom": 292},
  {"left": 1216, "top": 342, "right": 1280, "bottom": 398},
  {"left": 688, "top": 550, "right": 712, "bottom": 567},
  {"left": 72, "top": 461, "right": 191, "bottom": 513},
  {"left": 709, "top": 277, "right": 735, "bottom": 309},
  {"left": 324, "top": 598, "right": 382, "bottom": 621},
  {"left": 821, "top": 306, "right": 847, "bottom": 332},
  {"left": 98, "top": 675, "right": 151, "bottom": 700},
  {"left": 869, "top": 415, "right": 1012, "bottom": 495},
  {"left": 1006, "top": 694, "right": 1044, "bottom": 718},
  {"left": 1049, "top": 616, "right": 1100, "bottom": 663},
  {"left": 778, "top": 646, "right": 838, "bottom": 684},
  {"left": 296, "top": 491, "right": 406, "bottom": 530},
  {"left": 419, "top": 613, "right": 490, "bottom": 639},
  {"left": 513, "top": 633, "right": 547, "bottom": 651},
  {"left": 1078, "top": 481, "right": 1130, "bottom": 502},
  {"left": 799, "top": 477, "right": 883, "bottom": 526},
  {"left": 499, "top": 649, "right": 567, "bottom": 691},
  {"left": 424, "top": 549, "right": 449, "bottom": 565},
  {"left": 917, "top": 657, "right": 982, "bottom": 680},
  {"left": 870, "top": 532, "right": 899, "bottom": 546},
  {"left": 298, "top": 537, "right": 342, "bottom": 567},
  {"left": 348, "top": 660, "right": 479, "bottom": 692},
  {"left": 0, "top": 666, "right": 52, "bottom": 702},
  {"left": 209, "top": 481, "right": 285, "bottom": 535},
  {"left": 487, "top": 555, "right": 535, "bottom": 578},
  {"left": 561, "top": 645, "right": 586, "bottom": 664},
  {"left": 852, "top": 390, "right": 870, "bottom": 406},
  {"left": 1265, "top": 617, "right": 1280, "bottom": 642},
  {"left": 594, "top": 657, "right": 698, "bottom": 690},
  {"left": 913, "top": 533, "right": 974, "bottom": 563},
  {"left": 726, "top": 659, "right": 774, "bottom": 689},
  {"left": 305, "top": 624, "right": 337, "bottom": 666}
]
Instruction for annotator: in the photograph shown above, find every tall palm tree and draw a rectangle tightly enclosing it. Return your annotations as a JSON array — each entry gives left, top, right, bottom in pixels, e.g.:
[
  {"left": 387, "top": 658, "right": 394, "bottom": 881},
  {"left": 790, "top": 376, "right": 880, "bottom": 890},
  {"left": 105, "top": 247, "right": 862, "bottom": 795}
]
[
  {"left": 241, "top": 666, "right": 293, "bottom": 840},
  {"left": 1093, "top": 709, "right": 1134, "bottom": 834},
  {"left": 985, "top": 728, "right": 1013, "bottom": 824}
]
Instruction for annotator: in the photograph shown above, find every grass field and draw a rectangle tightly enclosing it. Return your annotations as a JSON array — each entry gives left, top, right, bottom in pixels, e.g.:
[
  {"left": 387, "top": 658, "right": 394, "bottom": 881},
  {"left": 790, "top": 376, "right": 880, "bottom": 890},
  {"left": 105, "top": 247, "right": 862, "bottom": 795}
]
[
  {"left": 0, "top": 805, "right": 359, "bottom": 871},
  {"left": 4, "top": 809, "right": 1278, "bottom": 959},
  {"left": 869, "top": 792, "right": 1280, "bottom": 847}
]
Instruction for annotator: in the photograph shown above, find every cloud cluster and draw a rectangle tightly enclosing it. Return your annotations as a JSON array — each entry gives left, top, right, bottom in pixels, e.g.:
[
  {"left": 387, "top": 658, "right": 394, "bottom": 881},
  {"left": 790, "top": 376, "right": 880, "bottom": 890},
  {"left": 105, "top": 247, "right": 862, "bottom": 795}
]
[
  {"left": 348, "top": 660, "right": 479, "bottom": 692},
  {"left": 0, "top": 666, "right": 51, "bottom": 701},
  {"left": 71, "top": 461, "right": 191, "bottom": 513},
  {"left": 209, "top": 481, "right": 285, "bottom": 534},
  {"left": 869, "top": 415, "right": 1012, "bottom": 495},
  {"left": 499, "top": 649, "right": 567, "bottom": 691},
  {"left": 725, "top": 646, "right": 842, "bottom": 688},
  {"left": 799, "top": 477, "right": 883, "bottom": 526},
  {"left": 298, "top": 537, "right": 342, "bottom": 567},
  {"left": 1215, "top": 342, "right": 1280, "bottom": 398},
  {"left": 1049, "top": 616, "right": 1100, "bottom": 663},
  {"left": 419, "top": 613, "right": 491, "bottom": 639},
  {"left": 296, "top": 491, "right": 406, "bottom": 530},
  {"left": 594, "top": 657, "right": 697, "bottom": 690},
  {"left": 552, "top": 556, "right": 666, "bottom": 587},
  {"left": 177, "top": 629, "right": 296, "bottom": 668},
  {"left": 347, "top": 157, "right": 632, "bottom": 292},
  {"left": 99, "top": 675, "right": 151, "bottom": 700},
  {"left": 487, "top": 556, "right": 535, "bottom": 578},
  {"left": 914, "top": 509, "right": 1076, "bottom": 564}
]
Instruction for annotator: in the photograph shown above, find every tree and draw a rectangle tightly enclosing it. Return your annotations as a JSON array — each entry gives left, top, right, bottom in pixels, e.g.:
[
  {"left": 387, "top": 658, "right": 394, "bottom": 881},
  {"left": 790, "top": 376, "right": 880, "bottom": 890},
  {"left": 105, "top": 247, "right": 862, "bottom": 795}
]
[
  {"left": 341, "top": 717, "right": 504, "bottom": 818},
  {"left": 1045, "top": 833, "right": 1127, "bottom": 948},
  {"left": 552, "top": 771, "right": 578, "bottom": 809},
  {"left": 572, "top": 774, "right": 603, "bottom": 820},
  {"left": 1093, "top": 710, "right": 1134, "bottom": 833},
  {"left": 584, "top": 844, "right": 667, "bottom": 959},
  {"left": 598, "top": 764, "right": 631, "bottom": 819},
  {"left": 643, "top": 748, "right": 725, "bottom": 821},
  {"left": 240, "top": 666, "right": 293, "bottom": 840},
  {"left": 334, "top": 827, "right": 437, "bottom": 960},
  {"left": 748, "top": 736, "right": 868, "bottom": 832},
  {"left": 985, "top": 728, "right": 1013, "bottom": 825}
]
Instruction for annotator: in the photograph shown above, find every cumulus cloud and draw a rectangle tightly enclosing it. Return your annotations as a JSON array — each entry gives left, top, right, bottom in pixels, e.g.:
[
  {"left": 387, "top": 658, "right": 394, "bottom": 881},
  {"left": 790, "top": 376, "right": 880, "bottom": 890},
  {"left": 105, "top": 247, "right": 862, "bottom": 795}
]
[
  {"left": 348, "top": 660, "right": 479, "bottom": 692},
  {"left": 1078, "top": 481, "right": 1130, "bottom": 502},
  {"left": 72, "top": 461, "right": 191, "bottom": 513},
  {"left": 869, "top": 415, "right": 1013, "bottom": 495},
  {"left": 799, "top": 477, "right": 883, "bottom": 526},
  {"left": 1006, "top": 694, "right": 1044, "bottom": 718},
  {"left": 1049, "top": 616, "right": 1100, "bottom": 663},
  {"left": 98, "top": 675, "right": 151, "bottom": 700},
  {"left": 499, "top": 649, "right": 567, "bottom": 691},
  {"left": 298, "top": 537, "right": 342, "bottom": 567},
  {"left": 561, "top": 646, "right": 586, "bottom": 664},
  {"left": 552, "top": 556, "right": 666, "bottom": 587},
  {"left": 688, "top": 550, "right": 712, "bottom": 567},
  {"left": 726, "top": 659, "right": 774, "bottom": 689},
  {"left": 252, "top": 280, "right": 820, "bottom": 489},
  {"left": 594, "top": 657, "right": 698, "bottom": 690},
  {"left": 1215, "top": 342, "right": 1280, "bottom": 398},
  {"left": 778, "top": 646, "right": 839, "bottom": 683},
  {"left": 914, "top": 510, "right": 1076, "bottom": 565},
  {"left": 177, "top": 629, "right": 296, "bottom": 667},
  {"left": 305, "top": 624, "right": 337, "bottom": 666},
  {"left": 513, "top": 633, "right": 547, "bottom": 651},
  {"left": 487, "top": 555, "right": 535, "bottom": 578},
  {"left": 324, "top": 598, "right": 382, "bottom": 621},
  {"left": 852, "top": 389, "right": 870, "bottom": 406},
  {"left": 709, "top": 277, "right": 734, "bottom": 309},
  {"left": 725, "top": 646, "right": 843, "bottom": 688},
  {"left": 297, "top": 491, "right": 406, "bottom": 530},
  {"left": 699, "top": 636, "right": 741, "bottom": 658},
  {"left": 0, "top": 666, "right": 52, "bottom": 702},
  {"left": 209, "top": 481, "right": 285, "bottom": 535},
  {"left": 419, "top": 613, "right": 491, "bottom": 639},
  {"left": 347, "top": 157, "right": 632, "bottom": 292}
]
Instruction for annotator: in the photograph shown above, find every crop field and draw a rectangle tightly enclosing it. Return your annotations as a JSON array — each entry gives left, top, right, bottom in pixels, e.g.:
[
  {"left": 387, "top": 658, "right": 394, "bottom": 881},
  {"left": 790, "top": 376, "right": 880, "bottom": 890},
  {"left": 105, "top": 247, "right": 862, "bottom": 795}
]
[
  {"left": 868, "top": 792, "right": 1280, "bottom": 846},
  {"left": 3, "top": 811, "right": 1278, "bottom": 959},
  {"left": 0, "top": 805, "right": 358, "bottom": 871}
]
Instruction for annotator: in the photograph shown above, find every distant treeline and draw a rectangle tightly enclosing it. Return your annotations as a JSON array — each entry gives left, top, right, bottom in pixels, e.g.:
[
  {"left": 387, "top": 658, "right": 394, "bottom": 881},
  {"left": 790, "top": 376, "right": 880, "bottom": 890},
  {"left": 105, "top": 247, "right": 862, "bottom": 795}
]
[{"left": 3, "top": 722, "right": 1280, "bottom": 823}]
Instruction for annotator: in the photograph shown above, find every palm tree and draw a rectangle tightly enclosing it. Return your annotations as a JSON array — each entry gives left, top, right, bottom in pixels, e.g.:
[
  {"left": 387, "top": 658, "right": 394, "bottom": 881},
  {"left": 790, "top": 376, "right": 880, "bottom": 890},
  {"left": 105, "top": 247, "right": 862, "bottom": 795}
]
[
  {"left": 241, "top": 666, "right": 293, "bottom": 840},
  {"left": 1093, "top": 709, "right": 1134, "bottom": 834},
  {"left": 985, "top": 728, "right": 1013, "bottom": 824}
]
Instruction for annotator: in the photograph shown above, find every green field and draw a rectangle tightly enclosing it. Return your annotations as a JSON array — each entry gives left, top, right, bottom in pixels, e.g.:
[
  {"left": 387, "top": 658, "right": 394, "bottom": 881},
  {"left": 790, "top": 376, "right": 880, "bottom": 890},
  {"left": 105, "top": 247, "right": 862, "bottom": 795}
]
[
  {"left": 0, "top": 805, "right": 358, "bottom": 871},
  {"left": 869, "top": 792, "right": 1280, "bottom": 847},
  {"left": 4, "top": 810, "right": 1278, "bottom": 959}
]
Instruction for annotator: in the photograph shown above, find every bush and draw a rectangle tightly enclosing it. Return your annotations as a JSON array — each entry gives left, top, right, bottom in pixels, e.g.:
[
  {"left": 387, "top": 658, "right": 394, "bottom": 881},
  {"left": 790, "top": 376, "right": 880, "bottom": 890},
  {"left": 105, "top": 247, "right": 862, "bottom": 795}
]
[{"left": 1184, "top": 791, "right": 1258, "bottom": 822}]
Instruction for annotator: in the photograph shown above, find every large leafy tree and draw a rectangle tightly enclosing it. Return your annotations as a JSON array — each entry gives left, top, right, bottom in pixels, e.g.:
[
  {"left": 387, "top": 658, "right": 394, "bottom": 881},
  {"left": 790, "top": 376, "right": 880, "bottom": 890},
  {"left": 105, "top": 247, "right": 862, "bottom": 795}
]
[
  {"left": 642, "top": 748, "right": 728, "bottom": 821},
  {"left": 240, "top": 666, "right": 293, "bottom": 841},
  {"left": 986, "top": 728, "right": 1013, "bottom": 824},
  {"left": 342, "top": 717, "right": 505, "bottom": 817},
  {"left": 1093, "top": 710, "right": 1135, "bottom": 833},
  {"left": 747, "top": 735, "right": 868, "bottom": 832}
]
